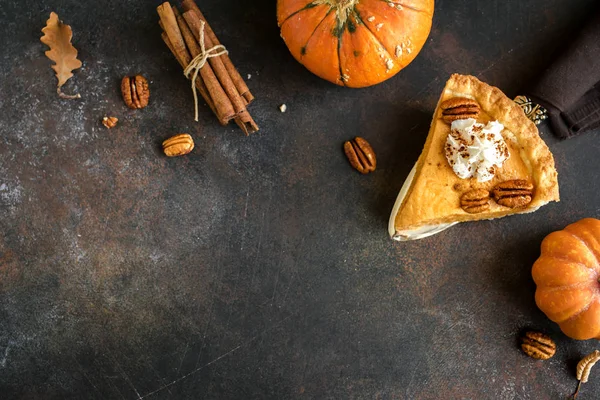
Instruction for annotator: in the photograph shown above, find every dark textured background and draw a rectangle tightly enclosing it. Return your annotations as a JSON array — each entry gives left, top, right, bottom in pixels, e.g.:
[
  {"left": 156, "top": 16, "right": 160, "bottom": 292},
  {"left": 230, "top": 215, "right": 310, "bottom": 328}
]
[{"left": 1, "top": 0, "right": 599, "bottom": 398}]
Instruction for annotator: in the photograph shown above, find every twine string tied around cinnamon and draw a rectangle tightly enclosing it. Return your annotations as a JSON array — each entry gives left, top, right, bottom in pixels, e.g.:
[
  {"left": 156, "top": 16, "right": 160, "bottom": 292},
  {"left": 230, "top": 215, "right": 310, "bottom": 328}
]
[{"left": 183, "top": 20, "right": 228, "bottom": 121}]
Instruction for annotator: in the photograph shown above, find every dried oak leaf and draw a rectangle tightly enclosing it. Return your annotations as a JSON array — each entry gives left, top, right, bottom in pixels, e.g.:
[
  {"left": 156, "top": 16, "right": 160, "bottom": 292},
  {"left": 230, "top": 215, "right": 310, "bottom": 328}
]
[{"left": 40, "top": 12, "right": 82, "bottom": 99}]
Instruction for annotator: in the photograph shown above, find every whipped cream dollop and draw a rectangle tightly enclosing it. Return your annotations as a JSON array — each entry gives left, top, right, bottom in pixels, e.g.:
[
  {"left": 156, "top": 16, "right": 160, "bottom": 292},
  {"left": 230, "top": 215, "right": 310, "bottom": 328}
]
[{"left": 445, "top": 118, "right": 509, "bottom": 182}]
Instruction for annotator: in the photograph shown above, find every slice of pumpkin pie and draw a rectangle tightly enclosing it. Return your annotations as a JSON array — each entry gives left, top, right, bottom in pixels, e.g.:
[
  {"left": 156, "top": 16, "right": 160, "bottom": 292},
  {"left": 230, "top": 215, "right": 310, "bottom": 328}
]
[{"left": 389, "top": 74, "right": 559, "bottom": 241}]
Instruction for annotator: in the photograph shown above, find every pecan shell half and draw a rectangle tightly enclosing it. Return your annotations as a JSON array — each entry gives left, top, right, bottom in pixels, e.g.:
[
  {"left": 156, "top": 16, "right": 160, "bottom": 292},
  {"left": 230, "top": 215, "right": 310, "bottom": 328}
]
[
  {"left": 440, "top": 97, "right": 480, "bottom": 123},
  {"left": 344, "top": 137, "right": 376, "bottom": 174},
  {"left": 460, "top": 189, "right": 490, "bottom": 214},
  {"left": 162, "top": 134, "right": 194, "bottom": 157},
  {"left": 102, "top": 116, "right": 118, "bottom": 129},
  {"left": 492, "top": 179, "right": 534, "bottom": 208},
  {"left": 520, "top": 331, "right": 556, "bottom": 360},
  {"left": 121, "top": 75, "right": 149, "bottom": 109}
]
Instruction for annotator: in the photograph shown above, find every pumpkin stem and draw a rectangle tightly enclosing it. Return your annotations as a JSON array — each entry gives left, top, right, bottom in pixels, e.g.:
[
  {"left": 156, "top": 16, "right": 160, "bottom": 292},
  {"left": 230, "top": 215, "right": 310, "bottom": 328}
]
[
  {"left": 325, "top": 0, "right": 357, "bottom": 32},
  {"left": 326, "top": 0, "right": 358, "bottom": 15}
]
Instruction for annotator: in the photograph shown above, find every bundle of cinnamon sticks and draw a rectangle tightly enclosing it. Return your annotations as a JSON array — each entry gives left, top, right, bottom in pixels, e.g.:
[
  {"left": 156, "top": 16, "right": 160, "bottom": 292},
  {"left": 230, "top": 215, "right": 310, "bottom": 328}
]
[{"left": 158, "top": 0, "right": 258, "bottom": 135}]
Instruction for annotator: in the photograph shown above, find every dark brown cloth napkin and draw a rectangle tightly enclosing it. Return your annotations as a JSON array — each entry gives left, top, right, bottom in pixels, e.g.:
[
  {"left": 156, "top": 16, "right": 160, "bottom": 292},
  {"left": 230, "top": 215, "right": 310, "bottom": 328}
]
[{"left": 528, "top": 8, "right": 600, "bottom": 139}]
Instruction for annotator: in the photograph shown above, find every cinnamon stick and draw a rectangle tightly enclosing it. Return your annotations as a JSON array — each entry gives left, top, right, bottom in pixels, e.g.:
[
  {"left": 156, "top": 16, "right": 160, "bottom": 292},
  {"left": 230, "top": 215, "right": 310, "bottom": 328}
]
[
  {"left": 159, "top": 12, "right": 219, "bottom": 117},
  {"left": 162, "top": 4, "right": 234, "bottom": 125},
  {"left": 172, "top": 7, "right": 235, "bottom": 125},
  {"left": 157, "top": 4, "right": 189, "bottom": 64},
  {"left": 162, "top": 31, "right": 256, "bottom": 134},
  {"left": 161, "top": 32, "right": 218, "bottom": 118},
  {"left": 181, "top": 0, "right": 254, "bottom": 103},
  {"left": 181, "top": 9, "right": 257, "bottom": 133},
  {"left": 235, "top": 110, "right": 259, "bottom": 135},
  {"left": 182, "top": 10, "right": 246, "bottom": 114},
  {"left": 158, "top": 1, "right": 257, "bottom": 134}
]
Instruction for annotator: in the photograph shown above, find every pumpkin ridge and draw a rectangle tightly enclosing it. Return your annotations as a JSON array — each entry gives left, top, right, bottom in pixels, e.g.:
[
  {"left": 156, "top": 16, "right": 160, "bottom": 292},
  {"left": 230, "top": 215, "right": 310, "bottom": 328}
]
[
  {"left": 560, "top": 300, "right": 600, "bottom": 340},
  {"left": 336, "top": 20, "right": 345, "bottom": 86},
  {"left": 542, "top": 255, "right": 600, "bottom": 274},
  {"left": 536, "top": 281, "right": 597, "bottom": 292},
  {"left": 537, "top": 287, "right": 595, "bottom": 323},
  {"left": 562, "top": 300, "right": 595, "bottom": 324},
  {"left": 567, "top": 227, "right": 600, "bottom": 265},
  {"left": 380, "top": 0, "right": 431, "bottom": 15},
  {"left": 299, "top": 8, "right": 336, "bottom": 61},
  {"left": 352, "top": 9, "right": 394, "bottom": 58},
  {"left": 566, "top": 230, "right": 600, "bottom": 270},
  {"left": 279, "top": 1, "right": 326, "bottom": 26}
]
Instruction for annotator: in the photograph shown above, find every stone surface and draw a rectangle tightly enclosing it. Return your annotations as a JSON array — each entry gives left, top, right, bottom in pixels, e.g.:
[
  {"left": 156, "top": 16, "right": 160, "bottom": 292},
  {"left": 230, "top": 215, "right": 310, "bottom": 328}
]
[{"left": 0, "top": 0, "right": 599, "bottom": 399}]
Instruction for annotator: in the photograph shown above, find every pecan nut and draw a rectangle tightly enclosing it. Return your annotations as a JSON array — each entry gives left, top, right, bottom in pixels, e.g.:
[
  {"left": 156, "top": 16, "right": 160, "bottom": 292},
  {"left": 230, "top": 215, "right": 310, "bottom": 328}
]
[
  {"left": 344, "top": 137, "right": 376, "bottom": 174},
  {"left": 440, "top": 97, "right": 480, "bottom": 123},
  {"left": 121, "top": 75, "right": 150, "bottom": 109},
  {"left": 460, "top": 189, "right": 490, "bottom": 213},
  {"left": 102, "top": 116, "right": 118, "bottom": 129},
  {"left": 163, "top": 134, "right": 194, "bottom": 157},
  {"left": 492, "top": 179, "right": 534, "bottom": 208},
  {"left": 520, "top": 331, "right": 556, "bottom": 360}
]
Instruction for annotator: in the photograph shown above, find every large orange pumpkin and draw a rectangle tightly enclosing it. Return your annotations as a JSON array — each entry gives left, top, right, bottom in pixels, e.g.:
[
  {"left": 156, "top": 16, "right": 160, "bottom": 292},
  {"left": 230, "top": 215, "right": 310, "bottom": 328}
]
[
  {"left": 532, "top": 218, "right": 600, "bottom": 340},
  {"left": 276, "top": 0, "right": 434, "bottom": 88}
]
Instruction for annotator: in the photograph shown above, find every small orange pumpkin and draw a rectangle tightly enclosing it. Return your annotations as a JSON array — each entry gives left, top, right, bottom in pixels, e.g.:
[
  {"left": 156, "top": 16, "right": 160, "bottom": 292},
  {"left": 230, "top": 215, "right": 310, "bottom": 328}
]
[
  {"left": 532, "top": 218, "right": 600, "bottom": 340},
  {"left": 277, "top": 0, "right": 434, "bottom": 88}
]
